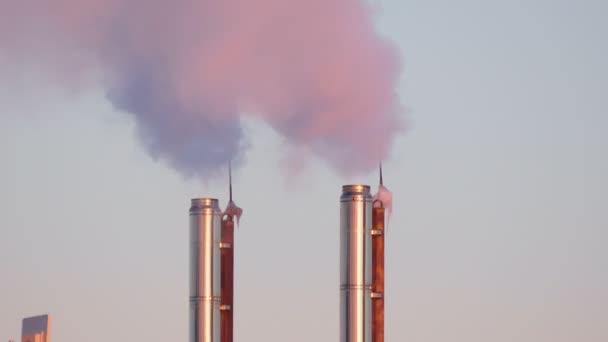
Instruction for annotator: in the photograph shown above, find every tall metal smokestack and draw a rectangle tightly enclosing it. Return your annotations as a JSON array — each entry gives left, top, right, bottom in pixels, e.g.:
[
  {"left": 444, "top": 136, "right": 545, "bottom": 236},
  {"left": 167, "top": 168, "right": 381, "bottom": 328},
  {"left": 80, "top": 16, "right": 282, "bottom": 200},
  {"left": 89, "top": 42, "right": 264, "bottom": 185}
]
[
  {"left": 340, "top": 184, "right": 372, "bottom": 342},
  {"left": 190, "top": 198, "right": 222, "bottom": 342}
]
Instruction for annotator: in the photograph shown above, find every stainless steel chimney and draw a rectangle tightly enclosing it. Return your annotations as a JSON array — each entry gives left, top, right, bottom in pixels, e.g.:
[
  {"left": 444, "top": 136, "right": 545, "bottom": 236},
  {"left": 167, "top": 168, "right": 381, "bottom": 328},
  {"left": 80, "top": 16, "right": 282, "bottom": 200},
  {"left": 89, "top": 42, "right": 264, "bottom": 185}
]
[
  {"left": 190, "top": 198, "right": 222, "bottom": 342},
  {"left": 340, "top": 185, "right": 372, "bottom": 342}
]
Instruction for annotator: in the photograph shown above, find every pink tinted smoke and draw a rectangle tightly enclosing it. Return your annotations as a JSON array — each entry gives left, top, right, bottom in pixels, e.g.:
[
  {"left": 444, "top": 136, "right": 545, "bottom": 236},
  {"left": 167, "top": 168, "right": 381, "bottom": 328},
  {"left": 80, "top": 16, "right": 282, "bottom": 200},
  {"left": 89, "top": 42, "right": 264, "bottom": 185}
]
[{"left": 0, "top": 0, "right": 403, "bottom": 177}]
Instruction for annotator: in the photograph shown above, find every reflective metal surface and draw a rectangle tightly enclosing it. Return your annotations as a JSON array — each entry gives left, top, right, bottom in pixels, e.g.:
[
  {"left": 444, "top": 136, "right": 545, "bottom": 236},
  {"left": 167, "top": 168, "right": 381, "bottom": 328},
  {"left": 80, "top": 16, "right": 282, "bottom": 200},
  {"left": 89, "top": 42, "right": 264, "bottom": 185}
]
[
  {"left": 341, "top": 185, "right": 372, "bottom": 342},
  {"left": 190, "top": 198, "right": 222, "bottom": 342}
]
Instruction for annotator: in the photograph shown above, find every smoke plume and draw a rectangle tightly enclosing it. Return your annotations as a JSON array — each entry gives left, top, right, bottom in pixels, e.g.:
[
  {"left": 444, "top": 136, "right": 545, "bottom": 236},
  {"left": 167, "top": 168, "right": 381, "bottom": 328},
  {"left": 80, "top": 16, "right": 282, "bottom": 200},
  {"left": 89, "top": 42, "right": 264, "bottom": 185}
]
[{"left": 1, "top": 0, "right": 403, "bottom": 178}]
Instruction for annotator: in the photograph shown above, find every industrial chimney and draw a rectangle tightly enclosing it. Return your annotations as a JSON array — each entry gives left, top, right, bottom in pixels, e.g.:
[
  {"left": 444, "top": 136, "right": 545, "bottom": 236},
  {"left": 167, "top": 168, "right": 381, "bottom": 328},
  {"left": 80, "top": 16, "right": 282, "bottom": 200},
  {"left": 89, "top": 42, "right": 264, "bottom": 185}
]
[
  {"left": 340, "top": 185, "right": 373, "bottom": 342},
  {"left": 190, "top": 164, "right": 242, "bottom": 342},
  {"left": 340, "top": 175, "right": 388, "bottom": 342},
  {"left": 190, "top": 198, "right": 222, "bottom": 342}
]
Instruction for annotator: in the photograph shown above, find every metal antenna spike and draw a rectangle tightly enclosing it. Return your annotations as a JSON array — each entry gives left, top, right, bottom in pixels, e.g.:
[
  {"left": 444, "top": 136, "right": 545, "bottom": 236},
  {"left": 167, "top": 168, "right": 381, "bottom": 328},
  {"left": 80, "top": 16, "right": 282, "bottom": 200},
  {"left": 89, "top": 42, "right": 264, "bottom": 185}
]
[
  {"left": 229, "top": 161, "right": 233, "bottom": 201},
  {"left": 379, "top": 162, "right": 384, "bottom": 186}
]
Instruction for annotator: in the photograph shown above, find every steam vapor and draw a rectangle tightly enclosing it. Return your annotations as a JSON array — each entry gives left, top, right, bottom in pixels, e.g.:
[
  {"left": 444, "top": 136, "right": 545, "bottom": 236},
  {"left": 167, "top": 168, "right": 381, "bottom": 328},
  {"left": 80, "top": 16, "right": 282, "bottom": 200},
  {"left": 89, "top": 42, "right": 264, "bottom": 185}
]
[{"left": 1, "top": 0, "right": 403, "bottom": 178}]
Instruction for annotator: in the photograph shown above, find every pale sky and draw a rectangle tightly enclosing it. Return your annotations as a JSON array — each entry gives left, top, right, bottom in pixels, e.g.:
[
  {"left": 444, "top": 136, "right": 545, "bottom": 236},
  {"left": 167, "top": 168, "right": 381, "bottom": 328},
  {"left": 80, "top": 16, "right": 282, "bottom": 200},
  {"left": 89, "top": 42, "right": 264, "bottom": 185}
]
[{"left": 1, "top": 1, "right": 607, "bottom": 341}]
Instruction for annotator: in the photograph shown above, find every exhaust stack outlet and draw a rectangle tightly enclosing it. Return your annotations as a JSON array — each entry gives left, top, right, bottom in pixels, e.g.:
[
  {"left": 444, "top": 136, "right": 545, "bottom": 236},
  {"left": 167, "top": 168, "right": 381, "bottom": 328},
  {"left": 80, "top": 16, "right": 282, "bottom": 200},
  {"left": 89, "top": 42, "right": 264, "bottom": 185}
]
[
  {"left": 190, "top": 198, "right": 222, "bottom": 342},
  {"left": 340, "top": 185, "right": 372, "bottom": 342}
]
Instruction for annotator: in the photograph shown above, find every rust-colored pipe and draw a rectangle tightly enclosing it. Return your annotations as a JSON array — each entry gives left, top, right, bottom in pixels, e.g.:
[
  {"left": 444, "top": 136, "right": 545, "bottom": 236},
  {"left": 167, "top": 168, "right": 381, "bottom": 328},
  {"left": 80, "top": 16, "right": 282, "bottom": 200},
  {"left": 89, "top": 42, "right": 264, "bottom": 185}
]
[
  {"left": 371, "top": 206, "right": 385, "bottom": 342},
  {"left": 220, "top": 216, "right": 234, "bottom": 342}
]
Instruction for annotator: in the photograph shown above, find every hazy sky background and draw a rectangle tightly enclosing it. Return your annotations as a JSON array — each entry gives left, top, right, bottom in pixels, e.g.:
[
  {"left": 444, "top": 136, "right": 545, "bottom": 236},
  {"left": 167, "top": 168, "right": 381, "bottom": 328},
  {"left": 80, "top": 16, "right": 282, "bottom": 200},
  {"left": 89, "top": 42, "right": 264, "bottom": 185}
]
[{"left": 1, "top": 0, "right": 607, "bottom": 341}]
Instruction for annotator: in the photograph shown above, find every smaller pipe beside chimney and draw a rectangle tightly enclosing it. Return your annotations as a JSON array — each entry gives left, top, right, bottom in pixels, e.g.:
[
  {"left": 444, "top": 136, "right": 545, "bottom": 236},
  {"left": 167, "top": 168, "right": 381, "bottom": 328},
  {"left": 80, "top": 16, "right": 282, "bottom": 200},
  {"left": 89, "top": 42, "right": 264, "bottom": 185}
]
[
  {"left": 220, "top": 215, "right": 234, "bottom": 342},
  {"left": 371, "top": 204, "right": 385, "bottom": 342}
]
